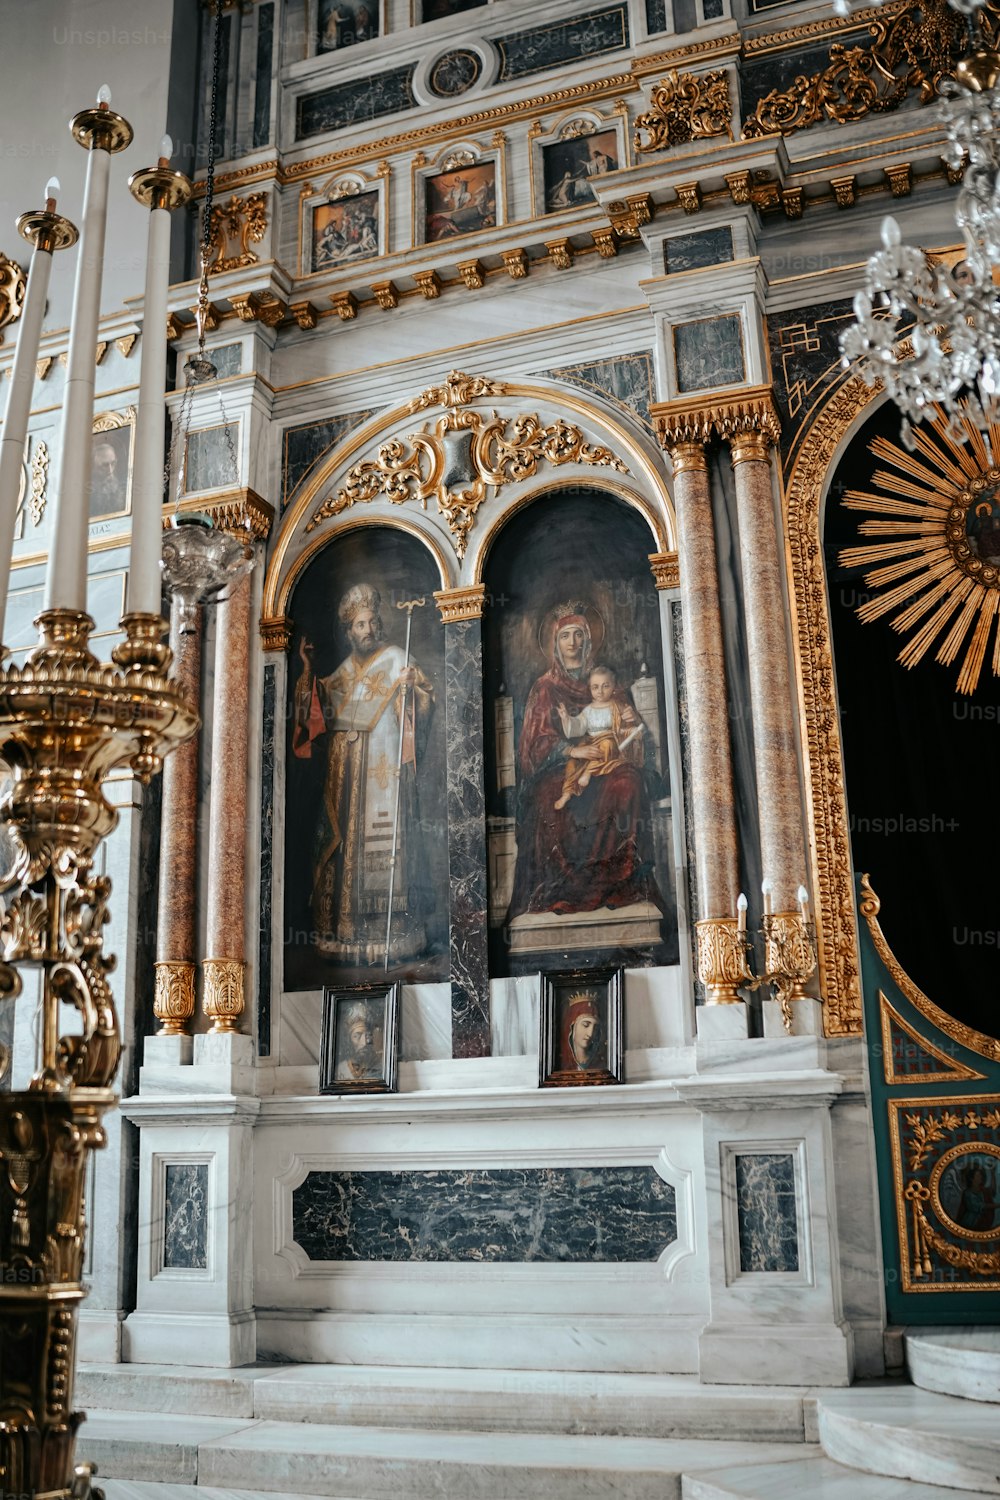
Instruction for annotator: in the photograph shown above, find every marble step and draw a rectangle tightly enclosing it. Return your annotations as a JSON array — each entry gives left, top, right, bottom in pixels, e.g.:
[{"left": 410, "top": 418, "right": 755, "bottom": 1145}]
[
  {"left": 78, "top": 1412, "right": 811, "bottom": 1500},
  {"left": 78, "top": 1363, "right": 809, "bottom": 1441},
  {"left": 102, "top": 1486, "right": 360, "bottom": 1500},
  {"left": 818, "top": 1386, "right": 1000, "bottom": 1494},
  {"left": 682, "top": 1454, "right": 1000, "bottom": 1500},
  {"left": 906, "top": 1328, "right": 1000, "bottom": 1404}
]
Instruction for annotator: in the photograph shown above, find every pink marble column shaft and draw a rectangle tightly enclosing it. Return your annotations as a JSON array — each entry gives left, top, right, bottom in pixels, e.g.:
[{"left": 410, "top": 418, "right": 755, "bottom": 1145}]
[
  {"left": 203, "top": 572, "right": 252, "bottom": 1032},
  {"left": 670, "top": 442, "right": 740, "bottom": 919},
  {"left": 152, "top": 603, "right": 202, "bottom": 1035},
  {"left": 730, "top": 437, "right": 808, "bottom": 912}
]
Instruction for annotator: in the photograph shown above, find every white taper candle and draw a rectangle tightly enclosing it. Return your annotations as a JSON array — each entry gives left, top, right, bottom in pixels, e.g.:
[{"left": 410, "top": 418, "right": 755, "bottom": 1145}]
[
  {"left": 0, "top": 183, "right": 62, "bottom": 630},
  {"left": 44, "top": 95, "right": 116, "bottom": 612},
  {"left": 126, "top": 159, "right": 172, "bottom": 616}
]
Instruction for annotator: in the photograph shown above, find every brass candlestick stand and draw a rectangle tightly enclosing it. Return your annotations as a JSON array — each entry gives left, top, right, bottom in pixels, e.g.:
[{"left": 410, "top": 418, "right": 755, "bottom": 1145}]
[{"left": 0, "top": 609, "right": 197, "bottom": 1500}]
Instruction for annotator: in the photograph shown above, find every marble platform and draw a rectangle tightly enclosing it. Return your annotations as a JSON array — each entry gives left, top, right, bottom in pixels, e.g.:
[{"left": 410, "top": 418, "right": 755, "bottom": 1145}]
[
  {"left": 817, "top": 1386, "right": 1000, "bottom": 1494},
  {"left": 78, "top": 1364, "right": 809, "bottom": 1440},
  {"left": 682, "top": 1457, "right": 999, "bottom": 1500},
  {"left": 906, "top": 1328, "right": 1000, "bottom": 1404}
]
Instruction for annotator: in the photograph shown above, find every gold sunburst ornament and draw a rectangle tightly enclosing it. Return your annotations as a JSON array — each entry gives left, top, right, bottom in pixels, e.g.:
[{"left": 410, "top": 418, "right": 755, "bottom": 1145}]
[{"left": 839, "top": 404, "right": 1000, "bottom": 695}]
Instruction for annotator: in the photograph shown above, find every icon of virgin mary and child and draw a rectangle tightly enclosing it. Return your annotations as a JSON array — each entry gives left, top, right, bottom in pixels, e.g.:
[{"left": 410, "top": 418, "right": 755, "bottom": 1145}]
[{"left": 506, "top": 601, "right": 666, "bottom": 923}]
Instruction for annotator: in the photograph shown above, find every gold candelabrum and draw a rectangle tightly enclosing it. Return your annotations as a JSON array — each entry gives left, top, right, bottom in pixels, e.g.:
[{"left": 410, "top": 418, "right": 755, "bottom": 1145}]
[
  {"left": 695, "top": 892, "right": 817, "bottom": 1031},
  {"left": 0, "top": 610, "right": 197, "bottom": 1499}
]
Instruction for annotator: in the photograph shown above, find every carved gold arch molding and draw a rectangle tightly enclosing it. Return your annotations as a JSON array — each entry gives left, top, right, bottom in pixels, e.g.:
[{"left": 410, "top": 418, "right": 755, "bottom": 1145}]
[
  {"left": 784, "top": 367, "right": 889, "bottom": 1036},
  {"left": 261, "top": 370, "right": 676, "bottom": 644}
]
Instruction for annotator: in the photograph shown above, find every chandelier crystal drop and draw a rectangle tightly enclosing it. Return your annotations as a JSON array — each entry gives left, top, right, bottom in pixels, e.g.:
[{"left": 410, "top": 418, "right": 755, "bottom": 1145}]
[{"left": 841, "top": 38, "right": 1000, "bottom": 449}]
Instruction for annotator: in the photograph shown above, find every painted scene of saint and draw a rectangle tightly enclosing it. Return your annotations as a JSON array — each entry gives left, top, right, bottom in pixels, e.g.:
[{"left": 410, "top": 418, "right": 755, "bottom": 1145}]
[
  {"left": 311, "top": 190, "right": 379, "bottom": 272},
  {"left": 317, "top": 0, "right": 378, "bottom": 52},
  {"left": 483, "top": 486, "right": 679, "bottom": 975},
  {"left": 542, "top": 129, "right": 619, "bottom": 212},
  {"left": 285, "top": 530, "right": 448, "bottom": 988},
  {"left": 424, "top": 162, "right": 496, "bottom": 242},
  {"left": 937, "top": 1151, "right": 1000, "bottom": 1235},
  {"left": 89, "top": 417, "right": 133, "bottom": 520}
]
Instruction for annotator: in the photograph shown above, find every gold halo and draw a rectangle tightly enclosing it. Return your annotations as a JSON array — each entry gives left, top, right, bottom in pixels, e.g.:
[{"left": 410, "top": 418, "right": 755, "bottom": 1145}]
[{"left": 537, "top": 601, "right": 605, "bottom": 664}]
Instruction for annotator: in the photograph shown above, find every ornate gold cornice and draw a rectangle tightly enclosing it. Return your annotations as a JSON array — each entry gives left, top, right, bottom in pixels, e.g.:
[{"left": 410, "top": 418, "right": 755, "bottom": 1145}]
[
  {"left": 861, "top": 876, "right": 1000, "bottom": 1062},
  {"left": 652, "top": 387, "right": 781, "bottom": 452},
  {"left": 260, "top": 614, "right": 293, "bottom": 653},
  {"left": 743, "top": 0, "right": 905, "bottom": 54},
  {"left": 165, "top": 488, "right": 274, "bottom": 542},
  {"left": 634, "top": 70, "right": 733, "bottom": 154},
  {"left": 279, "top": 74, "right": 635, "bottom": 185},
  {"left": 153, "top": 961, "right": 195, "bottom": 1037},
  {"left": 632, "top": 34, "right": 741, "bottom": 75},
  {"left": 433, "top": 584, "right": 487, "bottom": 622},
  {"left": 649, "top": 551, "right": 680, "bottom": 590}
]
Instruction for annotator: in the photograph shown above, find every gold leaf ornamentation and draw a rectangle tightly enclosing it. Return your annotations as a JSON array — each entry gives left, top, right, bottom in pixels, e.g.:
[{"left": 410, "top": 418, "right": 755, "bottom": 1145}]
[
  {"left": 207, "top": 191, "right": 268, "bottom": 274},
  {"left": 741, "top": 0, "right": 969, "bottom": 139},
  {"left": 29, "top": 441, "right": 48, "bottom": 528},
  {"left": 0, "top": 253, "right": 26, "bottom": 345},
  {"left": 634, "top": 69, "right": 733, "bottom": 153}
]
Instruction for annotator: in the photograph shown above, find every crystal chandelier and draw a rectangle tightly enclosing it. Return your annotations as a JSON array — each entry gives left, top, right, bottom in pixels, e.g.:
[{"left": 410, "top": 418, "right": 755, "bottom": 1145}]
[{"left": 841, "top": 34, "right": 1000, "bottom": 447}]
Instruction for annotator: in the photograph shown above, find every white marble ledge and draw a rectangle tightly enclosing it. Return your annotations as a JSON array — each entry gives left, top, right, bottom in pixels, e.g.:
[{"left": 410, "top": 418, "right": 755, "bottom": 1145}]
[
  {"left": 673, "top": 1070, "right": 843, "bottom": 1110},
  {"left": 119, "top": 1096, "right": 261, "bottom": 1125}
]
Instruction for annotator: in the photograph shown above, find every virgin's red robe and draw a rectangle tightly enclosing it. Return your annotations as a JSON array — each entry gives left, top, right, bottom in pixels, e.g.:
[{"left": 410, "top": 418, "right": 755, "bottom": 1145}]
[{"left": 507, "top": 660, "right": 664, "bottom": 920}]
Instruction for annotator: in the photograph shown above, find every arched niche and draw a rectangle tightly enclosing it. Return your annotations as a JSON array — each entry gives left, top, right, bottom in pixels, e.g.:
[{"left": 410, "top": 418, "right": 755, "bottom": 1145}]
[
  {"left": 820, "top": 391, "right": 1000, "bottom": 1040},
  {"left": 479, "top": 481, "right": 681, "bottom": 978},
  {"left": 282, "top": 524, "right": 450, "bottom": 993}
]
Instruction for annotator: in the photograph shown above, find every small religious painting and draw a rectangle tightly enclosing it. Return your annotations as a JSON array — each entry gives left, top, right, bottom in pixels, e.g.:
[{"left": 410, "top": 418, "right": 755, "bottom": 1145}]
[
  {"left": 539, "top": 967, "right": 623, "bottom": 1087},
  {"left": 317, "top": 0, "right": 378, "bottom": 52},
  {"left": 542, "top": 129, "right": 619, "bottom": 212},
  {"left": 673, "top": 313, "right": 745, "bottom": 394},
  {"left": 284, "top": 528, "right": 448, "bottom": 990},
  {"left": 483, "top": 486, "right": 679, "bottom": 977},
  {"left": 89, "top": 409, "right": 135, "bottom": 520},
  {"left": 933, "top": 1146, "right": 1000, "bottom": 1237},
  {"left": 184, "top": 423, "right": 238, "bottom": 493},
  {"left": 428, "top": 49, "right": 482, "bottom": 98},
  {"left": 423, "top": 160, "right": 496, "bottom": 242},
  {"left": 320, "top": 983, "right": 399, "bottom": 1094},
  {"left": 964, "top": 483, "right": 1000, "bottom": 564},
  {"left": 311, "top": 189, "right": 380, "bottom": 272},
  {"left": 421, "top": 0, "right": 487, "bottom": 18}
]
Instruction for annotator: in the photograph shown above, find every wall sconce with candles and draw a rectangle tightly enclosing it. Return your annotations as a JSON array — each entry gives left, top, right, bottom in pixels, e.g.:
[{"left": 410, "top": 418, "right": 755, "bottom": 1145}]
[
  {"left": 0, "top": 83, "right": 231, "bottom": 1500},
  {"left": 696, "top": 886, "right": 818, "bottom": 1033}
]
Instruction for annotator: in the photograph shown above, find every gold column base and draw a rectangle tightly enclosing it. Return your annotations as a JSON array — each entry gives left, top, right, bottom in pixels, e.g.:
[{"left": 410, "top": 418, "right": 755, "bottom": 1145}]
[
  {"left": 202, "top": 958, "right": 245, "bottom": 1033},
  {"left": 695, "top": 916, "right": 753, "bottom": 1004},
  {"left": 153, "top": 961, "right": 196, "bottom": 1036}
]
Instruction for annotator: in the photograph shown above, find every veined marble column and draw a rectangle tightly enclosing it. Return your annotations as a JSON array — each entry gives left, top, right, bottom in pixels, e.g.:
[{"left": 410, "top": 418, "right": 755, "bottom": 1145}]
[
  {"left": 727, "top": 411, "right": 808, "bottom": 913},
  {"left": 153, "top": 602, "right": 203, "bottom": 1035},
  {"left": 668, "top": 444, "right": 740, "bottom": 919},
  {"left": 662, "top": 438, "right": 746, "bottom": 1005},
  {"left": 203, "top": 572, "right": 252, "bottom": 1033},
  {"left": 434, "top": 584, "right": 490, "bottom": 1059}
]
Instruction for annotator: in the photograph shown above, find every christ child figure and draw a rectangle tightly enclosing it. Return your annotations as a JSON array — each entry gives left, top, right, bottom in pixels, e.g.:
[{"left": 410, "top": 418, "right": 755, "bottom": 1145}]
[{"left": 554, "top": 665, "right": 643, "bottom": 810}]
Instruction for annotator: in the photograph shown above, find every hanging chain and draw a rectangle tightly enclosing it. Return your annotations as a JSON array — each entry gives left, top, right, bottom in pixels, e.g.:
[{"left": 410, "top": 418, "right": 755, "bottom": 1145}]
[{"left": 201, "top": 0, "right": 225, "bottom": 274}]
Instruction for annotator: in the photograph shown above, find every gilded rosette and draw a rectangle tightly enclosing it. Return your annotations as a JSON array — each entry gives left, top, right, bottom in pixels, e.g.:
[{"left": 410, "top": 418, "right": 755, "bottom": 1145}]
[{"left": 695, "top": 916, "right": 753, "bottom": 1003}]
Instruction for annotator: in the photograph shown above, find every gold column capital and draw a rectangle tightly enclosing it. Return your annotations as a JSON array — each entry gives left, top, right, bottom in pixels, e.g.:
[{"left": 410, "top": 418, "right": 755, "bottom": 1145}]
[
  {"left": 164, "top": 487, "right": 274, "bottom": 542},
  {"left": 260, "top": 614, "right": 293, "bottom": 652},
  {"left": 433, "top": 583, "right": 487, "bottom": 622},
  {"left": 202, "top": 958, "right": 245, "bottom": 1034},
  {"left": 154, "top": 961, "right": 196, "bottom": 1036},
  {"left": 652, "top": 385, "right": 782, "bottom": 460},
  {"left": 668, "top": 441, "right": 708, "bottom": 476},
  {"left": 649, "top": 551, "right": 680, "bottom": 590}
]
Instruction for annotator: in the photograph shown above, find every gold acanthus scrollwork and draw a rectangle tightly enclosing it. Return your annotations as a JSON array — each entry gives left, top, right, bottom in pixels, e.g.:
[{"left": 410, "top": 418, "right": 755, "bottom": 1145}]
[
  {"left": 305, "top": 392, "right": 628, "bottom": 561},
  {"left": 153, "top": 961, "right": 196, "bottom": 1035},
  {"left": 202, "top": 958, "right": 244, "bottom": 1033},
  {"left": 0, "top": 252, "right": 26, "bottom": 344},
  {"left": 634, "top": 69, "right": 733, "bottom": 153},
  {"left": 741, "top": 0, "right": 975, "bottom": 139},
  {"left": 207, "top": 191, "right": 268, "bottom": 274},
  {"left": 695, "top": 917, "right": 754, "bottom": 1004}
]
